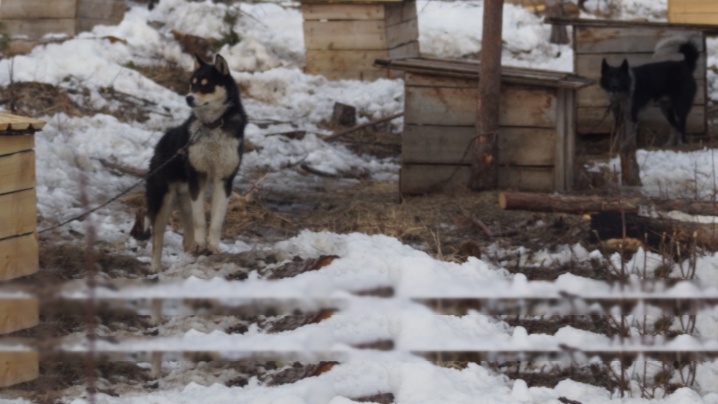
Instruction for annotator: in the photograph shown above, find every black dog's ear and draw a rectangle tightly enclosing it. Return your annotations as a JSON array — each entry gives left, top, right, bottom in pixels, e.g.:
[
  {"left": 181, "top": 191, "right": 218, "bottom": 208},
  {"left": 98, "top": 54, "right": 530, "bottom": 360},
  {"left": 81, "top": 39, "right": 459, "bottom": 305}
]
[
  {"left": 620, "top": 59, "right": 629, "bottom": 73},
  {"left": 214, "top": 54, "right": 230, "bottom": 76},
  {"left": 193, "top": 53, "right": 206, "bottom": 71},
  {"left": 601, "top": 58, "right": 609, "bottom": 73}
]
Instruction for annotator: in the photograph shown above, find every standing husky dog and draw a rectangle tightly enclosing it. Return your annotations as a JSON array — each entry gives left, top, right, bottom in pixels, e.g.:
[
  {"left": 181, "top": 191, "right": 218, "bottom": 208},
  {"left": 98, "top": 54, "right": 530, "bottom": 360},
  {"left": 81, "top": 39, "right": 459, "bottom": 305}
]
[
  {"left": 133, "top": 54, "right": 247, "bottom": 272},
  {"left": 600, "top": 38, "right": 698, "bottom": 146}
]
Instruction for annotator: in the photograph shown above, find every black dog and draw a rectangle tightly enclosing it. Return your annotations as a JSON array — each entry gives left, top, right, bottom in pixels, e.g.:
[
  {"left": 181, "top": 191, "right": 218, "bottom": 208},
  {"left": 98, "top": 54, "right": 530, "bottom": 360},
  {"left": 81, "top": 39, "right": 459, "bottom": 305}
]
[
  {"left": 600, "top": 38, "right": 699, "bottom": 146},
  {"left": 132, "top": 54, "right": 247, "bottom": 272}
]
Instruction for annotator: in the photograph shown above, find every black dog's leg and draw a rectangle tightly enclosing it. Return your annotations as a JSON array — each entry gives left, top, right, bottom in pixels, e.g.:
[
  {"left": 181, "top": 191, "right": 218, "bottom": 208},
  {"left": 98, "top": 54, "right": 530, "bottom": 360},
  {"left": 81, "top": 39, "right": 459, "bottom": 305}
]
[{"left": 658, "top": 100, "right": 681, "bottom": 146}]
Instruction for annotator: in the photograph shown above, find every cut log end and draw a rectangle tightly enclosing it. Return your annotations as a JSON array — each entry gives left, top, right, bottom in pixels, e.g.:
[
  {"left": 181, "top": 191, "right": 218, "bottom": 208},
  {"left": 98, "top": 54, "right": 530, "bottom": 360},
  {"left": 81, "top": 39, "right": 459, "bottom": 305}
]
[{"left": 498, "top": 192, "right": 508, "bottom": 210}]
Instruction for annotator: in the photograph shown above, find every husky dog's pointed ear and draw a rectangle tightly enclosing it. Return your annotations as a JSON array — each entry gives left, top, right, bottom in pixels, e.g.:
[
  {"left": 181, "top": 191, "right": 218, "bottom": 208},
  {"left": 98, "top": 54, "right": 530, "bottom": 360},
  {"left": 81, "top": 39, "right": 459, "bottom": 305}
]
[
  {"left": 214, "top": 54, "right": 230, "bottom": 76},
  {"left": 193, "top": 53, "right": 206, "bottom": 71},
  {"left": 620, "top": 59, "right": 629, "bottom": 73},
  {"left": 601, "top": 58, "right": 609, "bottom": 73}
]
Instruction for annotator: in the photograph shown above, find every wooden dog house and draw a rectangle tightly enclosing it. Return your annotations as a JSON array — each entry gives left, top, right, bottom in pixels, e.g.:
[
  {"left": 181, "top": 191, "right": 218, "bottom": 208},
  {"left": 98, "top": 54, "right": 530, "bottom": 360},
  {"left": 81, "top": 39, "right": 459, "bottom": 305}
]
[
  {"left": 0, "top": 112, "right": 43, "bottom": 387},
  {"left": 300, "top": 0, "right": 420, "bottom": 80},
  {"left": 547, "top": 18, "right": 718, "bottom": 143},
  {"left": 0, "top": 0, "right": 125, "bottom": 39},
  {"left": 375, "top": 57, "right": 592, "bottom": 194},
  {"left": 668, "top": 0, "right": 718, "bottom": 24}
]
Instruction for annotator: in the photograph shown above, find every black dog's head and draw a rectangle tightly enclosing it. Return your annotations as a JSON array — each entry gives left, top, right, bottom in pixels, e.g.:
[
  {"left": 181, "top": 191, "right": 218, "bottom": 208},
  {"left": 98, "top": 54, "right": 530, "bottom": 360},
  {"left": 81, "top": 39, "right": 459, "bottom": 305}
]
[
  {"left": 186, "top": 54, "right": 236, "bottom": 111},
  {"left": 600, "top": 58, "right": 631, "bottom": 95}
]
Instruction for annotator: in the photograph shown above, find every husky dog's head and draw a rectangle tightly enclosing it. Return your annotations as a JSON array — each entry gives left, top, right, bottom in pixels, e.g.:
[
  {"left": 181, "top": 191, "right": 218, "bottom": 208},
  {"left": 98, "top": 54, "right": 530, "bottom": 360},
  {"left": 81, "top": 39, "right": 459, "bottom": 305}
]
[
  {"left": 186, "top": 54, "right": 236, "bottom": 124},
  {"left": 600, "top": 58, "right": 631, "bottom": 95}
]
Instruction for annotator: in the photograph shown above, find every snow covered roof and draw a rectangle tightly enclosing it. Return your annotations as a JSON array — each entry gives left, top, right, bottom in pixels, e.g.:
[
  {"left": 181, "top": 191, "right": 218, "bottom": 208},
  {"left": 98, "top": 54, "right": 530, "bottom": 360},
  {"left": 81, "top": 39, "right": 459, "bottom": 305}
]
[
  {"left": 0, "top": 112, "right": 45, "bottom": 132},
  {"left": 375, "top": 56, "right": 594, "bottom": 89}
]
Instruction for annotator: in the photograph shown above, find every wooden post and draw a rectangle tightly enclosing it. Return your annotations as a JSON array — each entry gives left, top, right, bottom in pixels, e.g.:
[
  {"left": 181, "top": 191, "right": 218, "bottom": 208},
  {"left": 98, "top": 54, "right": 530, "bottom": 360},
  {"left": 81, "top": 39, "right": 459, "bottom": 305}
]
[
  {"left": 546, "top": 0, "right": 570, "bottom": 44},
  {"left": 470, "top": 0, "right": 503, "bottom": 191}
]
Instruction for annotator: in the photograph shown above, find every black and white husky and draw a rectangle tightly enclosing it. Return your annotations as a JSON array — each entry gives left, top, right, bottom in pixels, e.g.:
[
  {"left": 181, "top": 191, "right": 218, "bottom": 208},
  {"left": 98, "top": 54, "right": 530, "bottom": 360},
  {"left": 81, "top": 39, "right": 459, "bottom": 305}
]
[
  {"left": 600, "top": 38, "right": 699, "bottom": 146},
  {"left": 132, "top": 54, "right": 247, "bottom": 272}
]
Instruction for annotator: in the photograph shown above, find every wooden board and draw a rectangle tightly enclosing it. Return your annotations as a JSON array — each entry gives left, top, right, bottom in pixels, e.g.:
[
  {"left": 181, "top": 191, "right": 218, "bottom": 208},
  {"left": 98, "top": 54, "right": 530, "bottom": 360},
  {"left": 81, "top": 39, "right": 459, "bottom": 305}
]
[
  {"left": 384, "top": 58, "right": 594, "bottom": 90},
  {"left": 574, "top": 26, "right": 704, "bottom": 54},
  {"left": 0, "top": 151, "right": 35, "bottom": 195},
  {"left": 400, "top": 164, "right": 555, "bottom": 194},
  {"left": 0, "top": 18, "right": 76, "bottom": 38},
  {"left": 0, "top": 351, "right": 39, "bottom": 388},
  {"left": 306, "top": 41, "right": 418, "bottom": 71},
  {"left": 0, "top": 233, "right": 39, "bottom": 281},
  {"left": 577, "top": 105, "right": 706, "bottom": 135},
  {"left": 385, "top": 0, "right": 417, "bottom": 26},
  {"left": 303, "top": 18, "right": 416, "bottom": 50},
  {"left": 0, "top": 134, "right": 34, "bottom": 157},
  {"left": 307, "top": 69, "right": 399, "bottom": 81},
  {"left": 669, "top": 0, "right": 718, "bottom": 13},
  {"left": 405, "top": 84, "right": 557, "bottom": 128},
  {"left": 301, "top": 0, "right": 416, "bottom": 24},
  {"left": 301, "top": 3, "right": 387, "bottom": 20},
  {"left": 402, "top": 125, "right": 556, "bottom": 166},
  {"left": 0, "top": 298, "right": 38, "bottom": 334},
  {"left": 299, "top": 0, "right": 406, "bottom": 3},
  {"left": 76, "top": 0, "right": 125, "bottom": 22},
  {"left": 668, "top": 13, "right": 718, "bottom": 24},
  {"left": 0, "top": 0, "right": 76, "bottom": 19},
  {"left": 0, "top": 189, "right": 36, "bottom": 240}
]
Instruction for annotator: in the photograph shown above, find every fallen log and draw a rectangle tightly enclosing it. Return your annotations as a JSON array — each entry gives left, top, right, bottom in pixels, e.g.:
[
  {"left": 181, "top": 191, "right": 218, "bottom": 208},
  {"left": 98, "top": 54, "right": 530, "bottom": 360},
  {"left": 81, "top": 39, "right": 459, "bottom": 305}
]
[
  {"left": 590, "top": 211, "right": 718, "bottom": 252},
  {"left": 499, "top": 191, "right": 718, "bottom": 216}
]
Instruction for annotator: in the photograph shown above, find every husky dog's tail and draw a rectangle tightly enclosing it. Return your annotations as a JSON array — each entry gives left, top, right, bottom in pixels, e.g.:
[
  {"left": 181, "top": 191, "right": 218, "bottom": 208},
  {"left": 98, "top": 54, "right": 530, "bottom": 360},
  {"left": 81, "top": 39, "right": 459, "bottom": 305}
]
[{"left": 654, "top": 37, "right": 700, "bottom": 72}]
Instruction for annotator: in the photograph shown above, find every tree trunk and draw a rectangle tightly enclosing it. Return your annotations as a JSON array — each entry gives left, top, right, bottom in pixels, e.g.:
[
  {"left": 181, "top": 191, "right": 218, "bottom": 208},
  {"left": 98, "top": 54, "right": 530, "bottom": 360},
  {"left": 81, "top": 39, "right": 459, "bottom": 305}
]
[
  {"left": 499, "top": 191, "right": 718, "bottom": 216},
  {"left": 470, "top": 0, "right": 503, "bottom": 191}
]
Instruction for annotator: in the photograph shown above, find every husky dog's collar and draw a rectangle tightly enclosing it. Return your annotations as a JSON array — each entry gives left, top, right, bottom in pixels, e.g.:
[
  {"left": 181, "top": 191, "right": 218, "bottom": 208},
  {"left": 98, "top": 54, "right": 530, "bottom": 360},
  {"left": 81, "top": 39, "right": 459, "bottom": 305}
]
[{"left": 203, "top": 118, "right": 224, "bottom": 130}]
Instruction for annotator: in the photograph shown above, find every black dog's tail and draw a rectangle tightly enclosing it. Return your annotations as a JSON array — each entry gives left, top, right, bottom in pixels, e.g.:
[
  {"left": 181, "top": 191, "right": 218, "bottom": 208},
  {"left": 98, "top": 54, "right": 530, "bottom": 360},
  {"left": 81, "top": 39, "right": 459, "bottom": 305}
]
[
  {"left": 655, "top": 37, "right": 699, "bottom": 72},
  {"left": 679, "top": 41, "right": 699, "bottom": 72}
]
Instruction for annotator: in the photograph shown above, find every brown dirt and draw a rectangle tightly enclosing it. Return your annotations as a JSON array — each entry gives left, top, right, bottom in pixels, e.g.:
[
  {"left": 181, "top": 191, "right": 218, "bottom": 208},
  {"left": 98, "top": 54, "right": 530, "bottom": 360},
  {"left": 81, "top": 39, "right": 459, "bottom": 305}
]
[{"left": 2, "top": 52, "right": 697, "bottom": 401}]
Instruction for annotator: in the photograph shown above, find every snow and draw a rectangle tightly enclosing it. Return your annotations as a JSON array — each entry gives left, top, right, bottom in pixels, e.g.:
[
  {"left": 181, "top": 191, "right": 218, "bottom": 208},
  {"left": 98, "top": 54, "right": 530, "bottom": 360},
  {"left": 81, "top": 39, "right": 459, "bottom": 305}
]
[{"left": 1, "top": 0, "right": 718, "bottom": 403}]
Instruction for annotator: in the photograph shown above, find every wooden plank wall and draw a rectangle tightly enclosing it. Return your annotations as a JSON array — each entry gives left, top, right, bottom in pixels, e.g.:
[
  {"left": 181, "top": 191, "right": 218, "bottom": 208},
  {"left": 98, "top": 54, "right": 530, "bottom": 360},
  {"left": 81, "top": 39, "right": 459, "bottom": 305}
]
[
  {"left": 401, "top": 73, "right": 572, "bottom": 194},
  {"left": 0, "top": 0, "right": 125, "bottom": 39},
  {"left": 668, "top": 0, "right": 718, "bottom": 24},
  {"left": 0, "top": 128, "right": 39, "bottom": 388},
  {"left": 0, "top": 351, "right": 39, "bottom": 388},
  {"left": 302, "top": 0, "right": 420, "bottom": 80},
  {"left": 574, "top": 25, "right": 707, "bottom": 141}
]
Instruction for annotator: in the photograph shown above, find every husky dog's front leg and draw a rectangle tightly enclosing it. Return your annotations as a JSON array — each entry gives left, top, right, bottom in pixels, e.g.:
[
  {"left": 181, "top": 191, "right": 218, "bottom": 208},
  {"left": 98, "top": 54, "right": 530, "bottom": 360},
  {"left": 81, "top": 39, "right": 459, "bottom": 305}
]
[
  {"left": 207, "top": 179, "right": 231, "bottom": 254},
  {"left": 188, "top": 173, "right": 207, "bottom": 254}
]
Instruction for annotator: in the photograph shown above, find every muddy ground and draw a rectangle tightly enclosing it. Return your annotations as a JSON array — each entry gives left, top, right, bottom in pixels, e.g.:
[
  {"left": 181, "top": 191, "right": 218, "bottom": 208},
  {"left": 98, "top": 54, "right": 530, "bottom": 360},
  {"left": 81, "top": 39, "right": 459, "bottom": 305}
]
[{"left": 2, "top": 51, "right": 711, "bottom": 402}]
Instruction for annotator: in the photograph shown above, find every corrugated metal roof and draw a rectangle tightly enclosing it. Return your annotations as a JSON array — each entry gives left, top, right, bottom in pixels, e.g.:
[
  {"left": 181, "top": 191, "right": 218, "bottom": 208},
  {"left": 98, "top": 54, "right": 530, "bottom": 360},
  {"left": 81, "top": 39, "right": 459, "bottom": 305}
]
[
  {"left": 374, "top": 57, "right": 594, "bottom": 89},
  {"left": 0, "top": 112, "right": 46, "bottom": 132}
]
